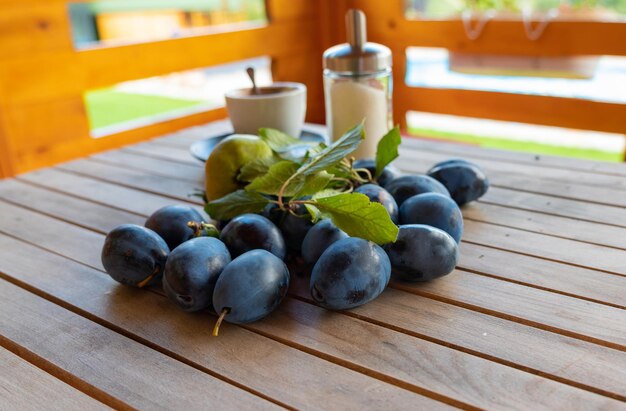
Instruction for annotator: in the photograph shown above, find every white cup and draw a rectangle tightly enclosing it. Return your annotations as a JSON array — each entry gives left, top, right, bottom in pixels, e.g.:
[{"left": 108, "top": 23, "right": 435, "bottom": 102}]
[{"left": 225, "top": 82, "right": 307, "bottom": 137}]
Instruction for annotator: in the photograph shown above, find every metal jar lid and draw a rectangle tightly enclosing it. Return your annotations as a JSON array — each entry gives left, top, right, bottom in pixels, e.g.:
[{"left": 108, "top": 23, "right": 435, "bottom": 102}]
[{"left": 323, "top": 9, "right": 392, "bottom": 75}]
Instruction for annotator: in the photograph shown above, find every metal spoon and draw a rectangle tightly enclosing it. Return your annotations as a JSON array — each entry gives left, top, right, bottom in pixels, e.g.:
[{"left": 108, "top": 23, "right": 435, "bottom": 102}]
[{"left": 246, "top": 66, "right": 259, "bottom": 95}]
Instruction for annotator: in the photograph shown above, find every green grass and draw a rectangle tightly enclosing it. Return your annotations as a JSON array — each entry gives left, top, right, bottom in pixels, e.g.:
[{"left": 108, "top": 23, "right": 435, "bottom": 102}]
[
  {"left": 408, "top": 127, "right": 624, "bottom": 162},
  {"left": 85, "top": 89, "right": 205, "bottom": 130}
]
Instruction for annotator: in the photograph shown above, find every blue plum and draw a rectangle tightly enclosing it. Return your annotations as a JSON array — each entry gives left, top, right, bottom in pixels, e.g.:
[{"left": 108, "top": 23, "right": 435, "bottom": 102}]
[
  {"left": 399, "top": 192, "right": 464, "bottom": 243},
  {"left": 163, "top": 237, "right": 231, "bottom": 312},
  {"left": 145, "top": 205, "right": 212, "bottom": 250},
  {"left": 310, "top": 238, "right": 391, "bottom": 311},
  {"left": 101, "top": 224, "right": 169, "bottom": 287},
  {"left": 427, "top": 160, "right": 489, "bottom": 206},
  {"left": 279, "top": 203, "right": 314, "bottom": 253},
  {"left": 384, "top": 175, "right": 450, "bottom": 206},
  {"left": 213, "top": 249, "right": 290, "bottom": 324},
  {"left": 354, "top": 183, "right": 399, "bottom": 223},
  {"left": 220, "top": 213, "right": 286, "bottom": 259},
  {"left": 384, "top": 224, "right": 458, "bottom": 282},
  {"left": 261, "top": 202, "right": 285, "bottom": 226},
  {"left": 301, "top": 219, "right": 349, "bottom": 265},
  {"left": 353, "top": 158, "right": 401, "bottom": 187},
  {"left": 430, "top": 158, "right": 472, "bottom": 168}
]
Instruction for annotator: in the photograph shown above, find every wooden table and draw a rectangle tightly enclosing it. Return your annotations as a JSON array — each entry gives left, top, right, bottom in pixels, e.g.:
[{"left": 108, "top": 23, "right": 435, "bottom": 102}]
[{"left": 1, "top": 120, "right": 625, "bottom": 410}]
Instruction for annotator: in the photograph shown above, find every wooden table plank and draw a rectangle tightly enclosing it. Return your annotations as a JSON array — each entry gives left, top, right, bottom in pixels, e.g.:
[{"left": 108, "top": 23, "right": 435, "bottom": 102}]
[
  {"left": 481, "top": 187, "right": 626, "bottom": 228},
  {"left": 400, "top": 146, "right": 626, "bottom": 196},
  {"left": 288, "top": 275, "right": 626, "bottom": 401},
  {"left": 462, "top": 202, "right": 626, "bottom": 250},
  {"left": 402, "top": 137, "right": 626, "bottom": 177},
  {"left": 124, "top": 144, "right": 202, "bottom": 166},
  {"left": 0, "top": 235, "right": 449, "bottom": 410},
  {"left": 50, "top": 158, "right": 626, "bottom": 275},
  {"left": 251, "top": 297, "right": 625, "bottom": 410},
  {"left": 92, "top": 150, "right": 204, "bottom": 184},
  {"left": 462, "top": 221, "right": 626, "bottom": 275},
  {"left": 44, "top": 156, "right": 626, "bottom": 288},
  {"left": 18, "top": 168, "right": 198, "bottom": 216},
  {"left": 0, "top": 346, "right": 111, "bottom": 411},
  {"left": 393, "top": 271, "right": 626, "bottom": 349},
  {"left": 2, "top": 120, "right": 625, "bottom": 409},
  {"left": 0, "top": 179, "right": 145, "bottom": 233},
  {"left": 0, "top": 234, "right": 623, "bottom": 409},
  {"left": 5, "top": 180, "right": 621, "bottom": 310},
  {"left": 87, "top": 147, "right": 626, "bottom": 249},
  {"left": 396, "top": 151, "right": 626, "bottom": 208},
  {"left": 0, "top": 279, "right": 281, "bottom": 411},
  {"left": 57, "top": 159, "right": 204, "bottom": 205},
  {"left": 120, "top": 137, "right": 626, "bottom": 236},
  {"left": 143, "top": 121, "right": 626, "bottom": 184},
  {"left": 7, "top": 168, "right": 626, "bottom": 347},
  {"left": 458, "top": 243, "right": 626, "bottom": 308},
  {"left": 0, "top": 194, "right": 625, "bottom": 402}
]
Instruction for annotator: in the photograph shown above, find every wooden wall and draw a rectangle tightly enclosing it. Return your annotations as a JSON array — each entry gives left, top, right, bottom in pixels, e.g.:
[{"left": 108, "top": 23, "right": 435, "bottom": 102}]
[
  {"left": 1, "top": 0, "right": 625, "bottom": 178},
  {"left": 0, "top": 0, "right": 325, "bottom": 178}
]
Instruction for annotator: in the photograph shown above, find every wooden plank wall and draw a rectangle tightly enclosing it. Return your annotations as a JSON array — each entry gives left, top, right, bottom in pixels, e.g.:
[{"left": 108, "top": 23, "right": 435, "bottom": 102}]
[
  {"left": 0, "top": 0, "right": 325, "bottom": 178},
  {"left": 2, "top": 0, "right": 626, "bottom": 178},
  {"left": 332, "top": 0, "right": 626, "bottom": 136}
]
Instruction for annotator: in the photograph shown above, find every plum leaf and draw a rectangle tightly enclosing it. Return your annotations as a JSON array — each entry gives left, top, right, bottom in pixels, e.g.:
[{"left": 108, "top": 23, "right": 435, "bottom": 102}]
[
  {"left": 205, "top": 190, "right": 269, "bottom": 220},
  {"left": 245, "top": 161, "right": 301, "bottom": 196},
  {"left": 375, "top": 126, "right": 401, "bottom": 178},
  {"left": 238, "top": 156, "right": 280, "bottom": 182},
  {"left": 313, "top": 193, "right": 398, "bottom": 245},
  {"left": 296, "top": 121, "right": 364, "bottom": 177}
]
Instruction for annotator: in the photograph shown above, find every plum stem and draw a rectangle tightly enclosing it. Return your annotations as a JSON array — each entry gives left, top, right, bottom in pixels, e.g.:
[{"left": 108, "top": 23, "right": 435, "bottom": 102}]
[
  {"left": 212, "top": 308, "right": 230, "bottom": 337},
  {"left": 188, "top": 221, "right": 220, "bottom": 238},
  {"left": 331, "top": 177, "right": 354, "bottom": 192},
  {"left": 137, "top": 266, "right": 160, "bottom": 288},
  {"left": 352, "top": 167, "right": 373, "bottom": 184}
]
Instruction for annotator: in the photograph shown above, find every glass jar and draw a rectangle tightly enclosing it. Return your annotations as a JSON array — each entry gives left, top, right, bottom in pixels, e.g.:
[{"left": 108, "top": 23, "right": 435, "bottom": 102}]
[{"left": 323, "top": 9, "right": 393, "bottom": 159}]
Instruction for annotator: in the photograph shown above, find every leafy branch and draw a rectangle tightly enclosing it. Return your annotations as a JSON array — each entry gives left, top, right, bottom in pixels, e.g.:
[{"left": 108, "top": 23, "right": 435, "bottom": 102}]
[{"left": 205, "top": 122, "right": 401, "bottom": 245}]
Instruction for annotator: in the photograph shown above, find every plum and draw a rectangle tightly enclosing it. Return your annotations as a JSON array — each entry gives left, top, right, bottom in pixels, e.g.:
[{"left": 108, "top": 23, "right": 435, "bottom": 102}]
[
  {"left": 399, "top": 192, "right": 463, "bottom": 243},
  {"left": 213, "top": 250, "right": 290, "bottom": 328},
  {"left": 220, "top": 213, "right": 286, "bottom": 259},
  {"left": 279, "top": 203, "right": 314, "bottom": 254},
  {"left": 384, "top": 224, "right": 458, "bottom": 282},
  {"left": 310, "top": 238, "right": 391, "bottom": 310},
  {"left": 427, "top": 160, "right": 489, "bottom": 206},
  {"left": 145, "top": 205, "right": 211, "bottom": 250},
  {"left": 302, "top": 219, "right": 349, "bottom": 265},
  {"left": 163, "top": 237, "right": 231, "bottom": 312},
  {"left": 384, "top": 175, "right": 450, "bottom": 206},
  {"left": 101, "top": 224, "right": 169, "bottom": 287}
]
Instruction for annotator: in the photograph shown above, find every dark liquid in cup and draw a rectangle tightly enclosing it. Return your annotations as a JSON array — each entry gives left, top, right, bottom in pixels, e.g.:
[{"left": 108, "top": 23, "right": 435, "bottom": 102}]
[{"left": 237, "top": 86, "right": 297, "bottom": 96}]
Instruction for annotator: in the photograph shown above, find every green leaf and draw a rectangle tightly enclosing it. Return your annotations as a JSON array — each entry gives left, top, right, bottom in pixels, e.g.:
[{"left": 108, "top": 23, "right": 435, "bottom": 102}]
[
  {"left": 258, "top": 128, "right": 302, "bottom": 151},
  {"left": 245, "top": 161, "right": 301, "bottom": 196},
  {"left": 258, "top": 128, "right": 318, "bottom": 162},
  {"left": 296, "top": 121, "right": 364, "bottom": 177},
  {"left": 293, "top": 171, "right": 334, "bottom": 198},
  {"left": 205, "top": 190, "right": 269, "bottom": 220},
  {"left": 238, "top": 156, "right": 279, "bottom": 182},
  {"left": 312, "top": 189, "right": 345, "bottom": 199},
  {"left": 314, "top": 193, "right": 398, "bottom": 245},
  {"left": 375, "top": 126, "right": 401, "bottom": 178},
  {"left": 305, "top": 142, "right": 327, "bottom": 157},
  {"left": 304, "top": 204, "right": 321, "bottom": 221}
]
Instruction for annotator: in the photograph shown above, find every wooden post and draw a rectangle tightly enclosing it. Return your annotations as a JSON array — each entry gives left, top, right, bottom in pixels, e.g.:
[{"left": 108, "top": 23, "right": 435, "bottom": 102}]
[{"left": 0, "top": 107, "right": 16, "bottom": 179}]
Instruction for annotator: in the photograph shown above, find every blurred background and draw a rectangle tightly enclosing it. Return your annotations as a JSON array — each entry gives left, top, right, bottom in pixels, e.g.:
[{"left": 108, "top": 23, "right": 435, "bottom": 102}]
[{"left": 1, "top": 0, "right": 624, "bottom": 178}]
